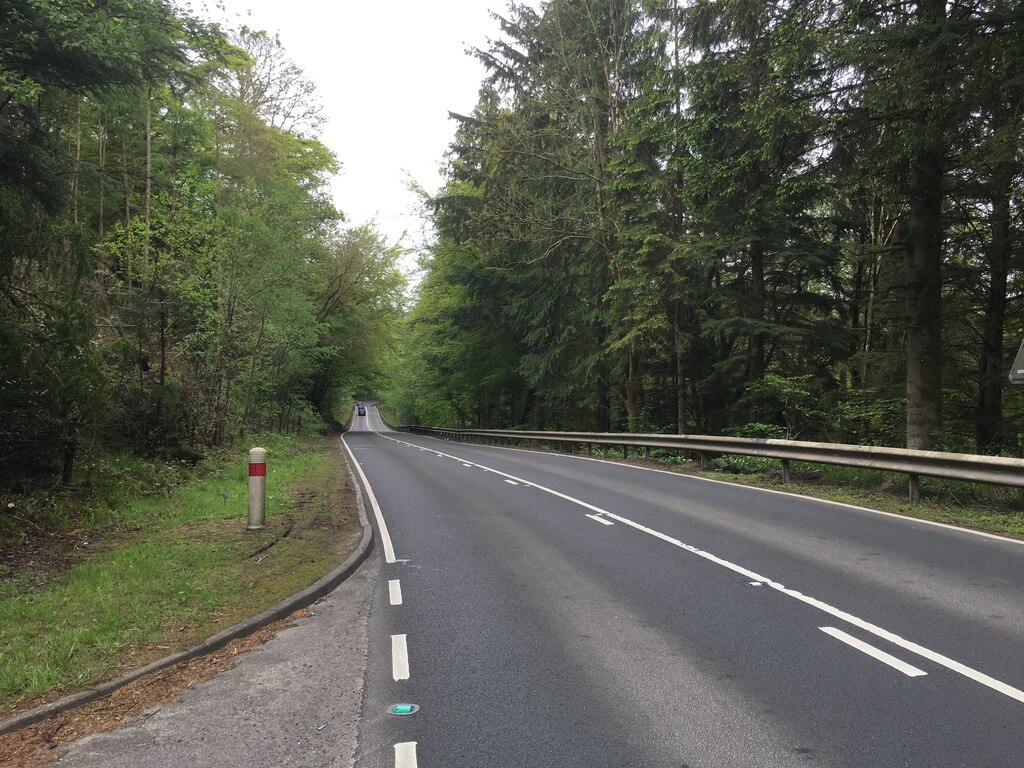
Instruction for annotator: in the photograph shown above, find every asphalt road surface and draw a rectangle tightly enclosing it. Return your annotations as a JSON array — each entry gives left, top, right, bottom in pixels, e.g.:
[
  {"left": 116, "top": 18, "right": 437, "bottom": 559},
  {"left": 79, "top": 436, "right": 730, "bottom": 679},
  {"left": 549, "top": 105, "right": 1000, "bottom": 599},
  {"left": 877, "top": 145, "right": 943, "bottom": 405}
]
[
  {"left": 58, "top": 405, "right": 1024, "bottom": 767},
  {"left": 347, "top": 406, "right": 1023, "bottom": 768}
]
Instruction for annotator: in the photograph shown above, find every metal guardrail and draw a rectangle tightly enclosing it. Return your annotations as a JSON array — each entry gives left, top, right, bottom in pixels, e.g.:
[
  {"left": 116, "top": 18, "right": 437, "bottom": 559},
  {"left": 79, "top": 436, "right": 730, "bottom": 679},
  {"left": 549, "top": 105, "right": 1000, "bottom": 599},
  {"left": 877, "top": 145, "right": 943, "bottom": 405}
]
[{"left": 401, "top": 426, "right": 1024, "bottom": 501}]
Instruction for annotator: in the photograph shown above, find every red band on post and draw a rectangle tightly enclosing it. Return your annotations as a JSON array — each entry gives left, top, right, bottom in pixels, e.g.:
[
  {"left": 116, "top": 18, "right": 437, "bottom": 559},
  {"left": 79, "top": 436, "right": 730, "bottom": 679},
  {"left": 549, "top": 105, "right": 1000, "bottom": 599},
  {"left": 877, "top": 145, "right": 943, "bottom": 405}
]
[{"left": 249, "top": 462, "right": 266, "bottom": 477}]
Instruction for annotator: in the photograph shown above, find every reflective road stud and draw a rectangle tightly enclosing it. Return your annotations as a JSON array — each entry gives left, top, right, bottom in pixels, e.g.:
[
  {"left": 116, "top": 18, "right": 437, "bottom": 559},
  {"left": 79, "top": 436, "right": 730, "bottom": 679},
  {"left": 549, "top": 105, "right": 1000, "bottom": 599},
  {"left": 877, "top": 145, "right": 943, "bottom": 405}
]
[
  {"left": 387, "top": 704, "right": 420, "bottom": 716},
  {"left": 247, "top": 447, "right": 267, "bottom": 530}
]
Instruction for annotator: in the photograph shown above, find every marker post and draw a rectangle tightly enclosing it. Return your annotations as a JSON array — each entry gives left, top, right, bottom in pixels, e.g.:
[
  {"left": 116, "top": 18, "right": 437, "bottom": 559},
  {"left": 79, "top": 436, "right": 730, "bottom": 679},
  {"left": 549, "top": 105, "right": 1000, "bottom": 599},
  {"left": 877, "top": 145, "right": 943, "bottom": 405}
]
[{"left": 247, "top": 447, "right": 267, "bottom": 530}]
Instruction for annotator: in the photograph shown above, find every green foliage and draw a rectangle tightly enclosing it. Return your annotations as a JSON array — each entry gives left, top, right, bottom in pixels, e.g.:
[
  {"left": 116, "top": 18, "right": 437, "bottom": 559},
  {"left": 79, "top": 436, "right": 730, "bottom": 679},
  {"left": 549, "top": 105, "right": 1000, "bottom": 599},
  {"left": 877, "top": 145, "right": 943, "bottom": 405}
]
[
  {"left": 0, "top": 6, "right": 405, "bottom": 507},
  {"left": 399, "top": 0, "right": 1024, "bottom": 458}
]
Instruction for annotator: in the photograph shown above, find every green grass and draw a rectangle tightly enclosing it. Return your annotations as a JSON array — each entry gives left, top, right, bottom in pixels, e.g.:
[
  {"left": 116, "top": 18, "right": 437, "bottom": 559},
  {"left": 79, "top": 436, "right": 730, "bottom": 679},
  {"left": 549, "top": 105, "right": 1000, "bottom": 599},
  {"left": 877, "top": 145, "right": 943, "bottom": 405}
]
[{"left": 0, "top": 433, "right": 360, "bottom": 714}]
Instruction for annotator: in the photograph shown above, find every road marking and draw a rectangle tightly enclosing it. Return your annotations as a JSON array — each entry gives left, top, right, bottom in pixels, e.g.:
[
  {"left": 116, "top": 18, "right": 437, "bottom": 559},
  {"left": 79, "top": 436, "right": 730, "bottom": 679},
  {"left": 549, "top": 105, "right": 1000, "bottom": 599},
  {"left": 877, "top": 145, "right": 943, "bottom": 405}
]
[
  {"left": 586, "top": 513, "right": 614, "bottom": 526},
  {"left": 820, "top": 626, "right": 927, "bottom": 677},
  {"left": 340, "top": 433, "right": 397, "bottom": 563},
  {"left": 462, "top": 463, "right": 473, "bottom": 467},
  {"left": 442, "top": 436, "right": 1024, "bottom": 548},
  {"left": 395, "top": 742, "right": 417, "bottom": 768},
  {"left": 504, "top": 479, "right": 519, "bottom": 485},
  {"left": 389, "top": 579, "right": 403, "bottom": 605},
  {"left": 392, "top": 634, "right": 410, "bottom": 680},
  {"left": 376, "top": 431, "right": 1024, "bottom": 705}
]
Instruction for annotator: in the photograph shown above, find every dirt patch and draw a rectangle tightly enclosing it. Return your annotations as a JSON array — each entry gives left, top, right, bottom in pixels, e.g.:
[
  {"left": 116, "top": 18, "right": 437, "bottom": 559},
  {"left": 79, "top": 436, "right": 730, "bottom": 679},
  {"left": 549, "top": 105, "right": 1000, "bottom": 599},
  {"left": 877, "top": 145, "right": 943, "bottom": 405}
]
[
  {"left": 0, "top": 531, "right": 93, "bottom": 591},
  {"left": 0, "top": 610, "right": 311, "bottom": 768}
]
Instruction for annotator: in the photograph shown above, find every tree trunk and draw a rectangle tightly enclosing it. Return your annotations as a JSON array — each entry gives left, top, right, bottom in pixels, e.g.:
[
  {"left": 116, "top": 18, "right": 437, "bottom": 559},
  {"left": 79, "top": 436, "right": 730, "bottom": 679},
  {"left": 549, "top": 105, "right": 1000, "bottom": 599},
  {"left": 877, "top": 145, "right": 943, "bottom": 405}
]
[
  {"left": 674, "top": 303, "right": 687, "bottom": 434},
  {"left": 243, "top": 312, "right": 267, "bottom": 432},
  {"left": 72, "top": 98, "right": 81, "bottom": 224},
  {"left": 975, "top": 168, "right": 1011, "bottom": 452},
  {"left": 749, "top": 238, "right": 766, "bottom": 382},
  {"left": 905, "top": 146, "right": 943, "bottom": 450},
  {"left": 624, "top": 341, "right": 640, "bottom": 432},
  {"left": 145, "top": 90, "right": 152, "bottom": 263},
  {"left": 98, "top": 118, "right": 106, "bottom": 241},
  {"left": 904, "top": 0, "right": 946, "bottom": 451}
]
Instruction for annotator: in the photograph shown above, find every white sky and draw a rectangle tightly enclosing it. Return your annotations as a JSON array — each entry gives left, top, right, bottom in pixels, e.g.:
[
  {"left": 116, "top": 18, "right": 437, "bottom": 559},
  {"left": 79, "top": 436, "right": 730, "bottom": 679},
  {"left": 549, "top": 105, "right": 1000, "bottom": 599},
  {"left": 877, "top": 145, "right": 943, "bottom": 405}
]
[{"left": 209, "top": 0, "right": 515, "bottom": 269}]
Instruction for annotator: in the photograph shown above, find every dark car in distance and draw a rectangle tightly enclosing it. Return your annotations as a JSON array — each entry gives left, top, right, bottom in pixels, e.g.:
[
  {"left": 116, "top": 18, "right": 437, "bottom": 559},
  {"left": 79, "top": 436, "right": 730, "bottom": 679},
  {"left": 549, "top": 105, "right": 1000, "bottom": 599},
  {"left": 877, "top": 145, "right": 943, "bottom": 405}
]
[{"left": 357, "top": 403, "right": 366, "bottom": 416}]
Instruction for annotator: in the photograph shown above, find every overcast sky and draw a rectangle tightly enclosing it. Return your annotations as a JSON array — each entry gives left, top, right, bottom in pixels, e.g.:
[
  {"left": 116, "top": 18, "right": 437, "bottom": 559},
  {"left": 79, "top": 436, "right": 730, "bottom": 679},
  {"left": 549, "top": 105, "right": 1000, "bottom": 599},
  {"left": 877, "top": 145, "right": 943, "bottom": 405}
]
[{"left": 209, "top": 0, "right": 515, "bottom": 268}]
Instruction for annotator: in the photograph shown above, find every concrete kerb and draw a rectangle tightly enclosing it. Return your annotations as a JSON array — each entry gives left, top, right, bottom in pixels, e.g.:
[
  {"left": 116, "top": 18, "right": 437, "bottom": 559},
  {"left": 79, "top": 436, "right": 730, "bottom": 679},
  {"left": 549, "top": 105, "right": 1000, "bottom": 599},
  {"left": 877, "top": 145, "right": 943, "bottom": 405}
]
[{"left": 0, "top": 437, "right": 375, "bottom": 737}]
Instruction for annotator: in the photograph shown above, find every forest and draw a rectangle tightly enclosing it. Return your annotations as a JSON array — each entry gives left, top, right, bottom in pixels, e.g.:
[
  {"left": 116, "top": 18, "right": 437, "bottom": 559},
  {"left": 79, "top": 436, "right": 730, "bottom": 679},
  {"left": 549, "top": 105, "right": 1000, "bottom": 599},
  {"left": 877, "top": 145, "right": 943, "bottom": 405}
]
[
  {"left": 393, "top": 0, "right": 1024, "bottom": 456},
  {"left": 3, "top": 0, "right": 1024, "bottom": 506},
  {"left": 0, "top": 0, "right": 405, "bottom": 494}
]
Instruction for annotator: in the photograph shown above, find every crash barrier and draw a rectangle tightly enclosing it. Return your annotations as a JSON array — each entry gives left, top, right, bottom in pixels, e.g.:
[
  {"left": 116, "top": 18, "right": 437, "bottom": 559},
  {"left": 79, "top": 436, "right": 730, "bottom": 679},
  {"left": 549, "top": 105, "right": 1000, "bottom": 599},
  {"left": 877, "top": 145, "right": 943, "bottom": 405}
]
[{"left": 400, "top": 427, "right": 1024, "bottom": 502}]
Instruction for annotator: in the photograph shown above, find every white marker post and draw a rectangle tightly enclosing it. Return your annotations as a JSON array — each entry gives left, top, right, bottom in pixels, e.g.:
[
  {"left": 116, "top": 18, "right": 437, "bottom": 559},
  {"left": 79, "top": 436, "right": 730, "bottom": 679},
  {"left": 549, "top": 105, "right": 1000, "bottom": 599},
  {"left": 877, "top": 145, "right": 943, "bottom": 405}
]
[{"left": 247, "top": 447, "right": 267, "bottom": 530}]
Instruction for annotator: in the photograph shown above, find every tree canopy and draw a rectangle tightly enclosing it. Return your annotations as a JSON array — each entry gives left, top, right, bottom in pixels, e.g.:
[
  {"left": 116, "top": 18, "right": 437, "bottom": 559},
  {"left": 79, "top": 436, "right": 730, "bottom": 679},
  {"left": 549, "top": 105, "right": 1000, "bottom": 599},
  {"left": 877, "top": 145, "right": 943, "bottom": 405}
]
[
  {"left": 0, "top": 1, "right": 405, "bottom": 488},
  {"left": 395, "top": 0, "right": 1024, "bottom": 455}
]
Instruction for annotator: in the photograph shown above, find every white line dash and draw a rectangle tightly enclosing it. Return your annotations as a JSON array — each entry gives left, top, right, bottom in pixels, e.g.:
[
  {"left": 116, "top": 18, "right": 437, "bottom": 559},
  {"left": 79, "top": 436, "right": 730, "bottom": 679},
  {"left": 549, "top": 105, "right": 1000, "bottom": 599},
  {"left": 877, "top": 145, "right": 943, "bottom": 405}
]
[
  {"left": 504, "top": 479, "right": 519, "bottom": 485},
  {"left": 395, "top": 741, "right": 418, "bottom": 768},
  {"left": 388, "top": 579, "right": 403, "bottom": 606},
  {"left": 586, "top": 513, "right": 614, "bottom": 526},
  {"left": 391, "top": 634, "right": 410, "bottom": 680},
  {"left": 820, "top": 626, "right": 927, "bottom": 678}
]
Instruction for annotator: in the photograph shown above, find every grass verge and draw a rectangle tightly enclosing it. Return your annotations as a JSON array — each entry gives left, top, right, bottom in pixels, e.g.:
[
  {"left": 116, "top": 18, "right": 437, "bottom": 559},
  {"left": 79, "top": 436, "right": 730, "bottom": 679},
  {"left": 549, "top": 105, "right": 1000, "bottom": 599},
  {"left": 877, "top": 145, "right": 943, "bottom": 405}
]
[{"left": 0, "top": 433, "right": 362, "bottom": 718}]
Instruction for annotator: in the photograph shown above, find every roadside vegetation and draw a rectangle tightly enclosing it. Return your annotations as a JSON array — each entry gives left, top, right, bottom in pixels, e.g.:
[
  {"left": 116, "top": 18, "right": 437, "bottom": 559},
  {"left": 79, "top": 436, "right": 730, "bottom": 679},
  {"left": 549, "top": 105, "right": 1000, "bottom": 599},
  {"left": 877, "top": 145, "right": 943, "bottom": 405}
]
[
  {"left": 394, "top": 0, "right": 1024, "bottom": 461},
  {"left": 0, "top": 432, "right": 362, "bottom": 717},
  {"left": 1, "top": 1, "right": 404, "bottom": 536}
]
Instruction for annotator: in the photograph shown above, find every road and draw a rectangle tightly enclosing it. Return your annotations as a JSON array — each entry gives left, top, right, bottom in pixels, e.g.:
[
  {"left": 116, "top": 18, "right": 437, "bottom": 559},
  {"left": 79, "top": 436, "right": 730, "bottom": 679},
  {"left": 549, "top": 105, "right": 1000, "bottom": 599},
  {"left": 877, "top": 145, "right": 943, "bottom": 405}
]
[
  {"left": 347, "top": 406, "right": 1023, "bottom": 767},
  {"left": 56, "top": 405, "right": 1023, "bottom": 767}
]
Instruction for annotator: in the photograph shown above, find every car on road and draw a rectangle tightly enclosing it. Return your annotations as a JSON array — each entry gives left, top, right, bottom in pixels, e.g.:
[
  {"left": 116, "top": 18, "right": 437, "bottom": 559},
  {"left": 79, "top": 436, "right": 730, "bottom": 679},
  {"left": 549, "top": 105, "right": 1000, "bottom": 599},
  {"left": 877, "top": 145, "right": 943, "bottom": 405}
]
[{"left": 357, "top": 403, "right": 366, "bottom": 416}]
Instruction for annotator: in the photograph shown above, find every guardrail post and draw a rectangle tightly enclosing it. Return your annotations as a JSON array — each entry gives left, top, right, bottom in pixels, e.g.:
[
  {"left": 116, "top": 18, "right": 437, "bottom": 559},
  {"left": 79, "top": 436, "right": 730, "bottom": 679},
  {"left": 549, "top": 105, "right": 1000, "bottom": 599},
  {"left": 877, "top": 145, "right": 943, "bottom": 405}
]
[
  {"left": 781, "top": 459, "right": 791, "bottom": 483},
  {"left": 644, "top": 446, "right": 651, "bottom": 463},
  {"left": 247, "top": 447, "right": 267, "bottom": 530},
  {"left": 908, "top": 474, "right": 921, "bottom": 502},
  {"left": 622, "top": 445, "right": 628, "bottom": 460},
  {"left": 699, "top": 452, "right": 708, "bottom": 470},
  {"left": 603, "top": 445, "right": 609, "bottom": 459},
  {"left": 586, "top": 443, "right": 592, "bottom": 456}
]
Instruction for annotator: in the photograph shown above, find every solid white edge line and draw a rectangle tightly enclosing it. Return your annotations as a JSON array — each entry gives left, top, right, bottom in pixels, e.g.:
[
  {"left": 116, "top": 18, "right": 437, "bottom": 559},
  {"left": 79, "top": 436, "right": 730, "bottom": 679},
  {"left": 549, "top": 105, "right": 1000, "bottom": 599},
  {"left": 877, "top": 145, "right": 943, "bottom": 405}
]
[
  {"left": 586, "top": 513, "right": 614, "bottom": 526},
  {"left": 377, "top": 430, "right": 1024, "bottom": 705},
  {"left": 340, "top": 431, "right": 397, "bottom": 564},
  {"left": 820, "top": 626, "right": 927, "bottom": 678},
  {"left": 391, "top": 634, "right": 410, "bottom": 681},
  {"left": 388, "top": 579, "right": 403, "bottom": 606},
  {"left": 395, "top": 741, "right": 418, "bottom": 768}
]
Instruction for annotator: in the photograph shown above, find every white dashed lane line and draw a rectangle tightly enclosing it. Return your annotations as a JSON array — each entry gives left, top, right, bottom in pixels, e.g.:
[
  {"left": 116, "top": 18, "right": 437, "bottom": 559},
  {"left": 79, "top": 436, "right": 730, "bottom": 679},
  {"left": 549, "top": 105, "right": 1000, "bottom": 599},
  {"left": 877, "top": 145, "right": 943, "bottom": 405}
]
[
  {"left": 586, "top": 513, "right": 614, "bottom": 526},
  {"left": 820, "top": 626, "right": 927, "bottom": 678},
  {"left": 389, "top": 579, "right": 403, "bottom": 606},
  {"left": 395, "top": 742, "right": 418, "bottom": 768},
  {"left": 391, "top": 634, "right": 410, "bottom": 681}
]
